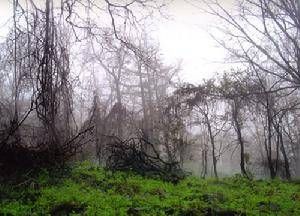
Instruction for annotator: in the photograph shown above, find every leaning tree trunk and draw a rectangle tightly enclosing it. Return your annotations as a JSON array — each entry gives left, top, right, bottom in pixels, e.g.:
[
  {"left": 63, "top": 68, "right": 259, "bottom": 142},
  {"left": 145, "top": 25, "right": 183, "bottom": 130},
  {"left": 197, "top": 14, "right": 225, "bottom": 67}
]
[{"left": 232, "top": 99, "right": 248, "bottom": 178}]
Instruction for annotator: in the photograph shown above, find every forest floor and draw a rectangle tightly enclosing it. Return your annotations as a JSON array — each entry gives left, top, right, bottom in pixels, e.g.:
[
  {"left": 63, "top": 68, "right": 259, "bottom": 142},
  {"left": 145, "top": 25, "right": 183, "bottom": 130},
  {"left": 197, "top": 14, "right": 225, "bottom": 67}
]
[{"left": 0, "top": 161, "right": 300, "bottom": 216}]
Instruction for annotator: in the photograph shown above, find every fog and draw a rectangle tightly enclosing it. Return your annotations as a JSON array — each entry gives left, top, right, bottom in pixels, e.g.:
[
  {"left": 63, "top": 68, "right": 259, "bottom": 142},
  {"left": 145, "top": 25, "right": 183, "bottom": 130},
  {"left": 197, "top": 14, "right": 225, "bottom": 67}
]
[{"left": 0, "top": 0, "right": 299, "bottom": 180}]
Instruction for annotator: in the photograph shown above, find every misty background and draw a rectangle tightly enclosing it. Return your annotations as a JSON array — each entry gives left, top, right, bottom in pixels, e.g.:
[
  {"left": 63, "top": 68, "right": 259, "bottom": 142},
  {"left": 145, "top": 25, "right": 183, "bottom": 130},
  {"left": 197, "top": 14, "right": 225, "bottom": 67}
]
[{"left": 0, "top": 0, "right": 299, "bottom": 180}]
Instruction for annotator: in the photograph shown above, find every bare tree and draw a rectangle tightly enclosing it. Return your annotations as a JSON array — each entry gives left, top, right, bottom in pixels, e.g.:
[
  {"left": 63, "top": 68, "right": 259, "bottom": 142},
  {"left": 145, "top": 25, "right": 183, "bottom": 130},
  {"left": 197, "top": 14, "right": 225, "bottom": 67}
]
[
  {"left": 218, "top": 72, "right": 251, "bottom": 178},
  {"left": 176, "top": 80, "right": 230, "bottom": 178},
  {"left": 206, "top": 0, "right": 300, "bottom": 86},
  {"left": 203, "top": 0, "right": 300, "bottom": 178}
]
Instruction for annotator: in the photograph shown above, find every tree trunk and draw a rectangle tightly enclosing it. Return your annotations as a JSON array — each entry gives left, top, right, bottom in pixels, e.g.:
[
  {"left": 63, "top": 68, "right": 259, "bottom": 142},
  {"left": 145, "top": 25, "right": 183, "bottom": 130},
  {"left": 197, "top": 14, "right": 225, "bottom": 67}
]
[
  {"left": 232, "top": 99, "right": 248, "bottom": 178},
  {"left": 275, "top": 121, "right": 291, "bottom": 180},
  {"left": 138, "top": 60, "right": 149, "bottom": 152},
  {"left": 266, "top": 96, "right": 276, "bottom": 179},
  {"left": 206, "top": 114, "right": 218, "bottom": 178},
  {"left": 201, "top": 147, "right": 208, "bottom": 178}
]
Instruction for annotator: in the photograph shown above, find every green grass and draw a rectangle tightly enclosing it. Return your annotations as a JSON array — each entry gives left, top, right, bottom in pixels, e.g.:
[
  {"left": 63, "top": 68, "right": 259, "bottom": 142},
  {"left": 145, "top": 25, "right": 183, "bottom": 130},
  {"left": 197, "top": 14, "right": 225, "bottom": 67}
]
[{"left": 0, "top": 161, "right": 299, "bottom": 215}]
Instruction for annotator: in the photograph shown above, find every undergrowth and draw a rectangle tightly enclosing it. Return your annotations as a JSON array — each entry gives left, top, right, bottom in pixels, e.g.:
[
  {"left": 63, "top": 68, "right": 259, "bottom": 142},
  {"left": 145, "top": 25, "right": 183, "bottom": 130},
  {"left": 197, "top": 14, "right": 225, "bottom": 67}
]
[{"left": 0, "top": 161, "right": 299, "bottom": 215}]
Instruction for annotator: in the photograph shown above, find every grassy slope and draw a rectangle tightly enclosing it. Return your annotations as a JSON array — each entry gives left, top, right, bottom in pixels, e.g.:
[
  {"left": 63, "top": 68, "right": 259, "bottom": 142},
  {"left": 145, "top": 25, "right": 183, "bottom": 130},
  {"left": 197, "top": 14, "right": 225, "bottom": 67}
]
[{"left": 0, "top": 161, "right": 299, "bottom": 216}]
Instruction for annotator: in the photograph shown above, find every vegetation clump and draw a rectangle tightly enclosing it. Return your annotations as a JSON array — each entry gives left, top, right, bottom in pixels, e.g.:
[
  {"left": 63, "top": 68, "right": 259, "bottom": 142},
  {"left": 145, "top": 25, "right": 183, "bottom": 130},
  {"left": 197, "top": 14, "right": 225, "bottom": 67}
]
[
  {"left": 106, "top": 137, "right": 186, "bottom": 184},
  {"left": 0, "top": 162, "right": 299, "bottom": 215}
]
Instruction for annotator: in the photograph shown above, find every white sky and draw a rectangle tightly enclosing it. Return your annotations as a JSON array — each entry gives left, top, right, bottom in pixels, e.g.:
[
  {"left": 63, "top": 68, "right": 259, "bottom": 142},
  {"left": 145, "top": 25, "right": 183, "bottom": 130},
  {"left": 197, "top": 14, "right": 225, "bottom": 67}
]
[
  {"left": 0, "top": 0, "right": 12, "bottom": 40},
  {"left": 0, "top": 0, "right": 235, "bottom": 84},
  {"left": 155, "top": 0, "right": 235, "bottom": 83}
]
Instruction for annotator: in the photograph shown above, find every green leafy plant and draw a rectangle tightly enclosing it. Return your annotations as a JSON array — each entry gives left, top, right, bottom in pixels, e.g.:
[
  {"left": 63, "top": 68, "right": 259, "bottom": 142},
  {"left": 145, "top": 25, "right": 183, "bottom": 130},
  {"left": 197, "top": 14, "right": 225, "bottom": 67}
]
[{"left": 0, "top": 161, "right": 299, "bottom": 215}]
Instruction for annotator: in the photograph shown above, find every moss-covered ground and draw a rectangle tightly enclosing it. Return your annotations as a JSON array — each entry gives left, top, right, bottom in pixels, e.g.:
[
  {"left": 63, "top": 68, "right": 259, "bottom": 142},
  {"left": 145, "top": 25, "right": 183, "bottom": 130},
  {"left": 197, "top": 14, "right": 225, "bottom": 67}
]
[{"left": 0, "top": 161, "right": 299, "bottom": 215}]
